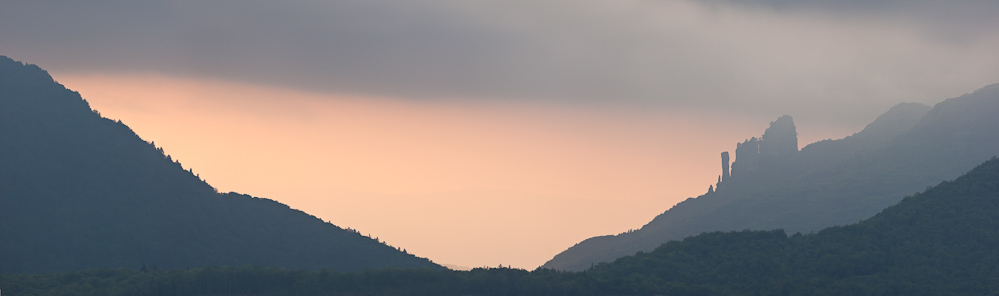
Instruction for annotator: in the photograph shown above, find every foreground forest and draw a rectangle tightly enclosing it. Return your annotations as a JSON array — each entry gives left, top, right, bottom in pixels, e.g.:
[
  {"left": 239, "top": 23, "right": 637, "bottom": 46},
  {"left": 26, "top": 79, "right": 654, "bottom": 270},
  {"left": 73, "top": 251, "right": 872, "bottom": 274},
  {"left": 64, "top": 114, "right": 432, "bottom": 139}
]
[{"left": 5, "top": 157, "right": 999, "bottom": 295}]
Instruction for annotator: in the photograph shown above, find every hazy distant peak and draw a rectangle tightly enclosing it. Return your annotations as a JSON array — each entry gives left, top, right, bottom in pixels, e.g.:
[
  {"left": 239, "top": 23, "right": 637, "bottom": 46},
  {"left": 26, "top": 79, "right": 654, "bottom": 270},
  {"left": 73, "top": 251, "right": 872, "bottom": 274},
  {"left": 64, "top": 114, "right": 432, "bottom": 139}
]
[
  {"left": 972, "top": 83, "right": 999, "bottom": 94},
  {"left": 883, "top": 102, "right": 931, "bottom": 115},
  {"left": 853, "top": 102, "right": 931, "bottom": 140},
  {"left": 918, "top": 82, "right": 999, "bottom": 124},
  {"left": 544, "top": 83, "right": 999, "bottom": 272}
]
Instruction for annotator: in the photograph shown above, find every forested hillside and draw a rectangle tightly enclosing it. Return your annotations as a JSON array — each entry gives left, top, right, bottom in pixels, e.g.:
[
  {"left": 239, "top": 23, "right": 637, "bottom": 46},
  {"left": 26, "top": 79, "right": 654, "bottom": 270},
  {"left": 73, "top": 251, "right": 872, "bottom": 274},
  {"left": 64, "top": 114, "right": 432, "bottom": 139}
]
[
  {"left": 586, "top": 156, "right": 999, "bottom": 295},
  {"left": 545, "top": 84, "right": 999, "bottom": 270},
  {"left": 0, "top": 56, "right": 442, "bottom": 273},
  {"left": 5, "top": 157, "right": 999, "bottom": 295}
]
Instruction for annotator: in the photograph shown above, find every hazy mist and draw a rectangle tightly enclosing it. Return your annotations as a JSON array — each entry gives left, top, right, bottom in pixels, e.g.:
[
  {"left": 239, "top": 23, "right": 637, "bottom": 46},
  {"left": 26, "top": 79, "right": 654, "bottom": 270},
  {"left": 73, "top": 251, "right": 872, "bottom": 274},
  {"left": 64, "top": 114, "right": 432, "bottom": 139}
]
[
  {"left": 3, "top": 0, "right": 998, "bottom": 126},
  {"left": 2, "top": 0, "right": 997, "bottom": 269}
]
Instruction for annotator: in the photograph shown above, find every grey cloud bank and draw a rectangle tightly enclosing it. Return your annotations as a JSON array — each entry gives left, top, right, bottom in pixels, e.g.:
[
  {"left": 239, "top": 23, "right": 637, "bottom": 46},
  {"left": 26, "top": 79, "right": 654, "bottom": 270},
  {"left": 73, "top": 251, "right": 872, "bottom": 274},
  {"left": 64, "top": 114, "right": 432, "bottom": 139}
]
[{"left": 2, "top": 0, "right": 997, "bottom": 128}]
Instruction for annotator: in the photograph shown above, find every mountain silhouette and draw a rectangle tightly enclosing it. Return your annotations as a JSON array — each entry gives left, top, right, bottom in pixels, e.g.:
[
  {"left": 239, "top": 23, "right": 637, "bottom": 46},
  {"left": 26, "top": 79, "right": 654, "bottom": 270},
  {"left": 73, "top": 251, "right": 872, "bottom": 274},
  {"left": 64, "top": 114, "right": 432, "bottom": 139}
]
[
  {"left": 6, "top": 158, "right": 999, "bottom": 295},
  {"left": 0, "top": 56, "right": 443, "bottom": 273},
  {"left": 585, "top": 157, "right": 999, "bottom": 295},
  {"left": 544, "top": 83, "right": 999, "bottom": 271}
]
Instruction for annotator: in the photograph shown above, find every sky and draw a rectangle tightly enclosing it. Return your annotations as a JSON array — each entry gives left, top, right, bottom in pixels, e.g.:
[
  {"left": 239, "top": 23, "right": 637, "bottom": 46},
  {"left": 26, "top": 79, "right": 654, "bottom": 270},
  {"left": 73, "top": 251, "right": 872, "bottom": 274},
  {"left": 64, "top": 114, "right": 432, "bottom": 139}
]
[{"left": 2, "top": 0, "right": 998, "bottom": 269}]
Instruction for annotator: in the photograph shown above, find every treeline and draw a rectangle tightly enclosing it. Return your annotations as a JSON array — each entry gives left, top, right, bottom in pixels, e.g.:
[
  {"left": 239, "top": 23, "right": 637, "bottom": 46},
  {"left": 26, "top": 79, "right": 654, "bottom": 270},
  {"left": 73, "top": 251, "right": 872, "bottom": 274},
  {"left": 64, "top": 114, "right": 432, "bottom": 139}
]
[
  {"left": 0, "top": 55, "right": 440, "bottom": 273},
  {"left": 584, "top": 156, "right": 999, "bottom": 295},
  {"left": 6, "top": 158, "right": 999, "bottom": 295},
  {"left": 0, "top": 266, "right": 592, "bottom": 296}
]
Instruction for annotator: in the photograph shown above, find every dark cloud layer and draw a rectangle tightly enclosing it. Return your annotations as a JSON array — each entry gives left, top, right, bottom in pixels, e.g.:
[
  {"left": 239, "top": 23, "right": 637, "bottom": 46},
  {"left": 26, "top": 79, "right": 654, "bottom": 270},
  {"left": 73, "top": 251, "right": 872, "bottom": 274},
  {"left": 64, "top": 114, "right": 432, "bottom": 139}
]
[
  {"left": 2, "top": 0, "right": 998, "bottom": 127},
  {"left": 704, "top": 0, "right": 999, "bottom": 43}
]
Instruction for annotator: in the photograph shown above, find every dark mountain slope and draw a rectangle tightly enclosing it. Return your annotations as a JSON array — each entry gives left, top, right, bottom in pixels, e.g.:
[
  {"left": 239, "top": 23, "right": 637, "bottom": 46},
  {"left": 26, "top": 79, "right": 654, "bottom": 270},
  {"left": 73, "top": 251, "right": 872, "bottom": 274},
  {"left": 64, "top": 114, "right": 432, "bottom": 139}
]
[
  {"left": 5, "top": 158, "right": 999, "bottom": 295},
  {"left": 588, "top": 156, "right": 999, "bottom": 295},
  {"left": 0, "top": 56, "right": 442, "bottom": 273},
  {"left": 545, "top": 83, "right": 999, "bottom": 271}
]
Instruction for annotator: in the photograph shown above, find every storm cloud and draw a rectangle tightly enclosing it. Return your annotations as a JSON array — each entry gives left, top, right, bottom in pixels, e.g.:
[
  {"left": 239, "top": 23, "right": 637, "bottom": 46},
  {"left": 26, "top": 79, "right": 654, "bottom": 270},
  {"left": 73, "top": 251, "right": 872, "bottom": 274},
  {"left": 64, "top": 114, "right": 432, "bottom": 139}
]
[{"left": 2, "top": 0, "right": 998, "bottom": 126}]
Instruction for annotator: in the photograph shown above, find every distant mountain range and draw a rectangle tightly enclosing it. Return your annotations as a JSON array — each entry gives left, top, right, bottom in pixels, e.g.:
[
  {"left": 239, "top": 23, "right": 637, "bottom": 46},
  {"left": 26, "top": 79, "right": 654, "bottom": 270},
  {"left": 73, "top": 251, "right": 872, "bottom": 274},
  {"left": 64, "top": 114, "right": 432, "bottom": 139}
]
[
  {"left": 544, "top": 83, "right": 999, "bottom": 271},
  {"left": 581, "top": 156, "right": 999, "bottom": 295},
  {"left": 0, "top": 56, "right": 443, "bottom": 273},
  {"left": 6, "top": 145, "right": 999, "bottom": 295}
]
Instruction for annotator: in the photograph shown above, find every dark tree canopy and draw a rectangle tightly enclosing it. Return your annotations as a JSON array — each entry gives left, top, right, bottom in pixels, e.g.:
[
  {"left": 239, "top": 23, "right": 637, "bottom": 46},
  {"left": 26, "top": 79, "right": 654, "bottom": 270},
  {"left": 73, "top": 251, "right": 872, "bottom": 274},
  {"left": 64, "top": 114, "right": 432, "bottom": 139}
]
[{"left": 5, "top": 157, "right": 999, "bottom": 295}]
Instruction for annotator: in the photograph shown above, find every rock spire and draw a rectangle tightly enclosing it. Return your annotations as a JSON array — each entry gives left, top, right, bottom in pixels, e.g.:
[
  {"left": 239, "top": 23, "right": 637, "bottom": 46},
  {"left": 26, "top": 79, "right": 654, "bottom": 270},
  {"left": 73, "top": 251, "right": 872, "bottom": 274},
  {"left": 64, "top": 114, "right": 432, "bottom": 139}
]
[{"left": 728, "top": 115, "right": 798, "bottom": 178}]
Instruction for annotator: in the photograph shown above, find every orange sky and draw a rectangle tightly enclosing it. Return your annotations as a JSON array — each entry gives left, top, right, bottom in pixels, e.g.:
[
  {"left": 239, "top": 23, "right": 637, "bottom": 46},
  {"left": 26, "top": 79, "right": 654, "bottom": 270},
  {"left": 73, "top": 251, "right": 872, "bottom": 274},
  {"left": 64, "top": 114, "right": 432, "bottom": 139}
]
[
  {"left": 3, "top": 0, "right": 995, "bottom": 272},
  {"left": 55, "top": 73, "right": 858, "bottom": 269}
]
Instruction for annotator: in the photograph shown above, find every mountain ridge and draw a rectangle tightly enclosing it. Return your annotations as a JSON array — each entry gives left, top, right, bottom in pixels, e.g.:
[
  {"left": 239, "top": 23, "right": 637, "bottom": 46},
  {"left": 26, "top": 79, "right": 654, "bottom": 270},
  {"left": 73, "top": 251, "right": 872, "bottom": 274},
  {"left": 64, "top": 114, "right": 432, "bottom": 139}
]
[
  {"left": 585, "top": 156, "right": 999, "bottom": 294},
  {"left": 0, "top": 55, "right": 443, "bottom": 273},
  {"left": 5, "top": 156, "right": 999, "bottom": 295},
  {"left": 544, "top": 83, "right": 999, "bottom": 271}
]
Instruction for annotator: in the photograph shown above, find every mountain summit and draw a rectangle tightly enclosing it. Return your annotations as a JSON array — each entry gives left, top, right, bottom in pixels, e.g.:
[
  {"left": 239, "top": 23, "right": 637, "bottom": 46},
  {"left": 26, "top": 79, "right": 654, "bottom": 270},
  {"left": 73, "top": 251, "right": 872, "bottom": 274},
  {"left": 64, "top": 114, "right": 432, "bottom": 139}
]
[
  {"left": 544, "top": 84, "right": 999, "bottom": 271},
  {"left": 0, "top": 56, "right": 442, "bottom": 273},
  {"left": 729, "top": 114, "right": 798, "bottom": 178},
  {"left": 584, "top": 156, "right": 999, "bottom": 294}
]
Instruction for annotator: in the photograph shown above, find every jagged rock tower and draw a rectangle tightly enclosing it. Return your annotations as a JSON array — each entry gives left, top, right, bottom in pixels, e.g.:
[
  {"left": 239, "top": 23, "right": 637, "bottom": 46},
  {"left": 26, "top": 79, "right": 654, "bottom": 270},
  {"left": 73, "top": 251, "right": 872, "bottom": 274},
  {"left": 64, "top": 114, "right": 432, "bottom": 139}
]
[
  {"left": 721, "top": 151, "right": 731, "bottom": 182},
  {"left": 731, "top": 137, "right": 760, "bottom": 176},
  {"left": 728, "top": 115, "right": 798, "bottom": 178},
  {"left": 760, "top": 115, "right": 798, "bottom": 158}
]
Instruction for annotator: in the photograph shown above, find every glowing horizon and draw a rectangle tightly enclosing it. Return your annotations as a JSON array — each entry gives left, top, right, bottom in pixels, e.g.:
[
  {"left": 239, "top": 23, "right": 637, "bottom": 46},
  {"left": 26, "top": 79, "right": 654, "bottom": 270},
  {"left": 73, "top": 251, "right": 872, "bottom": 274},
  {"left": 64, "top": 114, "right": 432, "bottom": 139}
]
[{"left": 53, "top": 72, "right": 860, "bottom": 269}]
